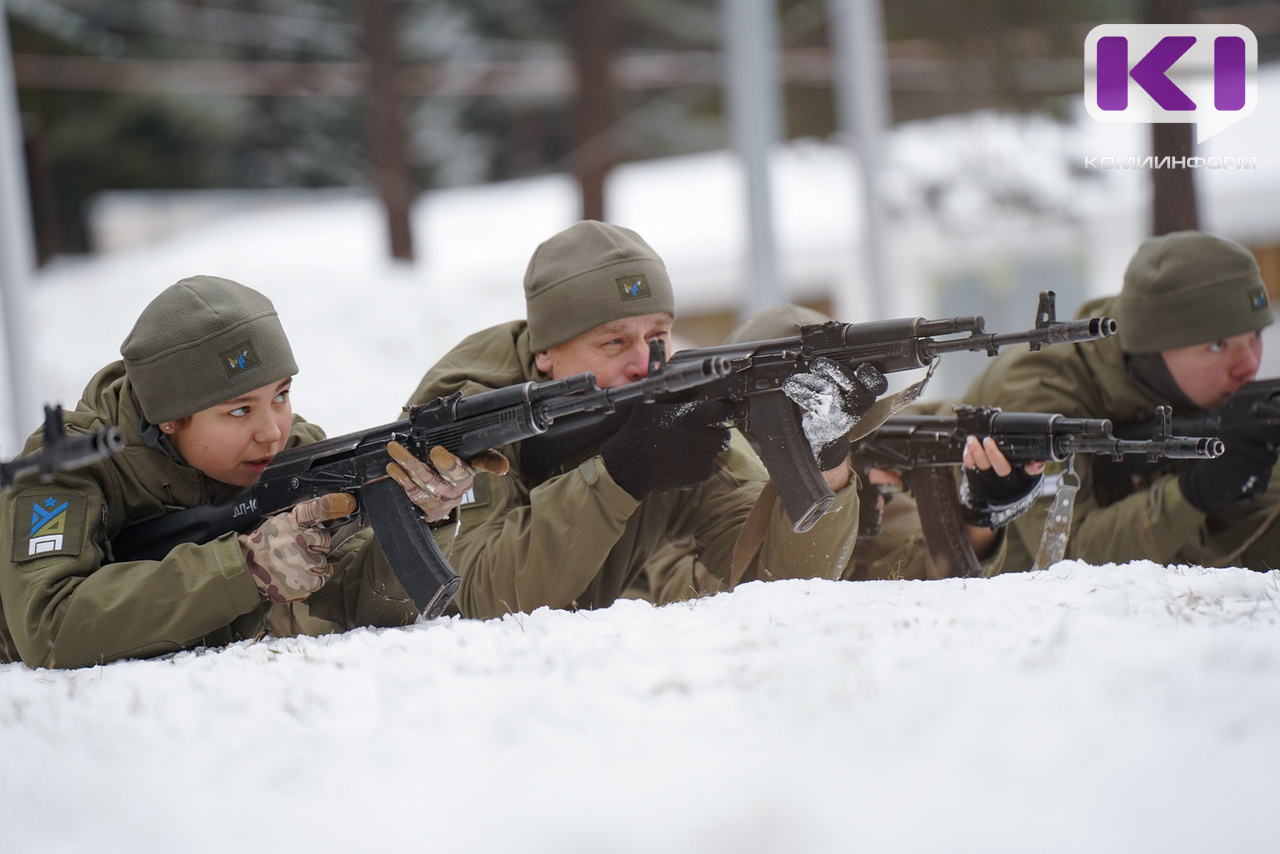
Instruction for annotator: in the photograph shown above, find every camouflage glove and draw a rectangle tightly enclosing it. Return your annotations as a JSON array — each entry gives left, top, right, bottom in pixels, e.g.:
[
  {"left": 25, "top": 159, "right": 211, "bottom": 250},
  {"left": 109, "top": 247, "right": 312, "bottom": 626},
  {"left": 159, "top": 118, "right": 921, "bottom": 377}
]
[
  {"left": 783, "top": 358, "right": 888, "bottom": 469},
  {"left": 385, "top": 441, "right": 509, "bottom": 523},
  {"left": 600, "top": 400, "right": 735, "bottom": 500},
  {"left": 239, "top": 494, "right": 355, "bottom": 604}
]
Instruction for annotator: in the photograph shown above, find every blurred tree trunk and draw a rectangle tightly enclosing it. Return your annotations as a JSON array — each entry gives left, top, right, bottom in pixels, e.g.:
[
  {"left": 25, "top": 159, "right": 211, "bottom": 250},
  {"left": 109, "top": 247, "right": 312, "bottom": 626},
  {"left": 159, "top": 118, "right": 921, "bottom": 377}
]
[
  {"left": 1146, "top": 0, "right": 1198, "bottom": 235},
  {"left": 361, "top": 0, "right": 415, "bottom": 261},
  {"left": 22, "top": 113, "right": 59, "bottom": 265},
  {"left": 571, "top": 0, "right": 616, "bottom": 222}
]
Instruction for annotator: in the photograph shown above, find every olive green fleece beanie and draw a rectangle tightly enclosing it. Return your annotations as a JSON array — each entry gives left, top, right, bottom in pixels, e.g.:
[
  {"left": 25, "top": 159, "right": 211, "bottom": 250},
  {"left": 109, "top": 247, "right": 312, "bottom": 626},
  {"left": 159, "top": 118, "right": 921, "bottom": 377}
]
[
  {"left": 121, "top": 275, "right": 298, "bottom": 424},
  {"left": 724, "top": 304, "right": 832, "bottom": 345},
  {"left": 1117, "top": 231, "right": 1272, "bottom": 353},
  {"left": 524, "top": 220, "right": 676, "bottom": 352}
]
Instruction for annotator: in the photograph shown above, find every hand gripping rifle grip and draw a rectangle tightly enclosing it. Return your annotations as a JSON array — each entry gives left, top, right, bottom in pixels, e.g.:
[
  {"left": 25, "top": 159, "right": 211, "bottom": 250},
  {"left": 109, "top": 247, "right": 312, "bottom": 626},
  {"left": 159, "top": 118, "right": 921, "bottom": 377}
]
[
  {"left": 748, "top": 392, "right": 835, "bottom": 533},
  {"left": 361, "top": 477, "right": 461, "bottom": 619}
]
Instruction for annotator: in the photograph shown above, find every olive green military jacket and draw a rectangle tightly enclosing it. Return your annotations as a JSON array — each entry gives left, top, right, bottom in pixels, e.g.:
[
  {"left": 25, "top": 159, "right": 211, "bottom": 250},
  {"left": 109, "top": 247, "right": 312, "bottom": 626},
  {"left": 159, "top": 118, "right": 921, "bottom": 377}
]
[
  {"left": 0, "top": 363, "right": 420, "bottom": 669},
  {"left": 404, "top": 321, "right": 863, "bottom": 619},
  {"left": 963, "top": 295, "right": 1280, "bottom": 572}
]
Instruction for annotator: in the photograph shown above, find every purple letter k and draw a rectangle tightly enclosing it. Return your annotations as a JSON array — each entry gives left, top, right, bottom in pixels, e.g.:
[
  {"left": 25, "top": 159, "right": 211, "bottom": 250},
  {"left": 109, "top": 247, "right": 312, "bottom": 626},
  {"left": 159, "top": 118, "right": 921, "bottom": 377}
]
[{"left": 1130, "top": 36, "right": 1197, "bottom": 110}]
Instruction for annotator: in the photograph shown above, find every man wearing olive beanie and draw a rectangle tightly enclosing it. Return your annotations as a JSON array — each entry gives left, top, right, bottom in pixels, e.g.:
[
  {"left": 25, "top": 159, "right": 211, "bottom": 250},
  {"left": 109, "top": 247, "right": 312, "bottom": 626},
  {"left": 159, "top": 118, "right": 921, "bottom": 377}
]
[
  {"left": 405, "top": 220, "right": 874, "bottom": 618},
  {"left": 523, "top": 218, "right": 677, "bottom": 354},
  {"left": 963, "top": 230, "right": 1280, "bottom": 572}
]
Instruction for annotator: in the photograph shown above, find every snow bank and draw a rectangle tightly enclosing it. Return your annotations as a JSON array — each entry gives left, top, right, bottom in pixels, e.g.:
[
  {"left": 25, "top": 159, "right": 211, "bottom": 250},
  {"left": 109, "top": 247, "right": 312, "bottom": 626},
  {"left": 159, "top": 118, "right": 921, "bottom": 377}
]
[{"left": 3, "top": 561, "right": 1277, "bottom": 853}]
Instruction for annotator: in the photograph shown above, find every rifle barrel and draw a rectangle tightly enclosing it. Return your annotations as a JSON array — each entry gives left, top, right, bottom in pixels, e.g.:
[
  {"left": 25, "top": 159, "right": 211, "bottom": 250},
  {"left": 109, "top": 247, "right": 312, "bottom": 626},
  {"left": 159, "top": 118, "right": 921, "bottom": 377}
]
[
  {"left": 1, "top": 425, "right": 126, "bottom": 488},
  {"left": 926, "top": 316, "right": 1116, "bottom": 358}
]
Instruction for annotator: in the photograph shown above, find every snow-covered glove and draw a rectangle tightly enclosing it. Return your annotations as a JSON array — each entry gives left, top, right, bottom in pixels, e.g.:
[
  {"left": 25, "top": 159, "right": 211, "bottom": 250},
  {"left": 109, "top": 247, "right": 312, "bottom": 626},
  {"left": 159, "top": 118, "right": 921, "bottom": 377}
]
[
  {"left": 240, "top": 494, "right": 354, "bottom": 603},
  {"left": 600, "top": 400, "right": 734, "bottom": 500},
  {"left": 1178, "top": 428, "right": 1278, "bottom": 515},
  {"left": 385, "top": 441, "right": 509, "bottom": 523},
  {"left": 959, "top": 463, "right": 1042, "bottom": 530},
  {"left": 783, "top": 358, "right": 887, "bottom": 469}
]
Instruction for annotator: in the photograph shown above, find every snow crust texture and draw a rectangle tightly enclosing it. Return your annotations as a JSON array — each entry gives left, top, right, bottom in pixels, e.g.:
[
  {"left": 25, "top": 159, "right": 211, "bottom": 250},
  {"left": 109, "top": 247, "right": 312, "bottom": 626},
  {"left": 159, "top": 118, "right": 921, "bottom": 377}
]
[{"left": 3, "top": 562, "right": 1278, "bottom": 853}]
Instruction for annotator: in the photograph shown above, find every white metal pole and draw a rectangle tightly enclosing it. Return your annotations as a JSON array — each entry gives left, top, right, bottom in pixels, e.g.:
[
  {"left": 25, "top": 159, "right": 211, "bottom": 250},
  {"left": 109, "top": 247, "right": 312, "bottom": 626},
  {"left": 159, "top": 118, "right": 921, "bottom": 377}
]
[
  {"left": 828, "top": 0, "right": 892, "bottom": 320},
  {"left": 721, "top": 0, "right": 784, "bottom": 321},
  {"left": 0, "top": 0, "right": 38, "bottom": 454}
]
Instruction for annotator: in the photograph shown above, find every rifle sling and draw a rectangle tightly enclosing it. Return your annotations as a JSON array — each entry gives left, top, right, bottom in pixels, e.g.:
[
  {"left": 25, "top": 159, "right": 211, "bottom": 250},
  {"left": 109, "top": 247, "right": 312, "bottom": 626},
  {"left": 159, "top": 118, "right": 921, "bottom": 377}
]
[
  {"left": 847, "top": 371, "right": 934, "bottom": 443},
  {"left": 730, "top": 482, "right": 777, "bottom": 589},
  {"left": 1033, "top": 457, "right": 1079, "bottom": 570}
]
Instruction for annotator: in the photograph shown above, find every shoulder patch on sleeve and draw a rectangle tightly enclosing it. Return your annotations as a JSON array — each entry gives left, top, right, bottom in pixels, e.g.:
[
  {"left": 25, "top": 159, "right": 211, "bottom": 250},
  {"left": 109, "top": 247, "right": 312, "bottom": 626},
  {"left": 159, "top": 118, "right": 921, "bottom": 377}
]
[{"left": 12, "top": 489, "right": 88, "bottom": 564}]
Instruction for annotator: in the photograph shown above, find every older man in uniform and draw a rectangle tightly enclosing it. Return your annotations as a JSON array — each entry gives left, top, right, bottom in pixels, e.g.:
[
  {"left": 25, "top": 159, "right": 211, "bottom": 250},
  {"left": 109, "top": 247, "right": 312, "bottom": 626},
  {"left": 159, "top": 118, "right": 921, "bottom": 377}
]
[{"left": 407, "top": 221, "right": 1039, "bottom": 616}]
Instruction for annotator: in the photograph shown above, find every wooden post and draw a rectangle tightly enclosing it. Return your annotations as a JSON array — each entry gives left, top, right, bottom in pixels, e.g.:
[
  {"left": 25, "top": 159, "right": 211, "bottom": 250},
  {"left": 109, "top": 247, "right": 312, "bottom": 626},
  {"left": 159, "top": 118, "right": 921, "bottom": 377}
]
[
  {"left": 360, "top": 0, "right": 415, "bottom": 261},
  {"left": 1146, "top": 0, "right": 1198, "bottom": 235},
  {"left": 570, "top": 0, "right": 616, "bottom": 222}
]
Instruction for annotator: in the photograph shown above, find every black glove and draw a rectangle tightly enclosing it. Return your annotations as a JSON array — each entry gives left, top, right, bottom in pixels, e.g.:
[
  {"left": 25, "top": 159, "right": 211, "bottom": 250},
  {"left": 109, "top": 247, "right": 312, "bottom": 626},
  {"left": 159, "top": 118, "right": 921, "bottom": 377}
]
[
  {"left": 959, "top": 463, "right": 1043, "bottom": 529},
  {"left": 1178, "top": 428, "right": 1278, "bottom": 514},
  {"left": 783, "top": 358, "right": 888, "bottom": 469},
  {"left": 600, "top": 400, "right": 734, "bottom": 500}
]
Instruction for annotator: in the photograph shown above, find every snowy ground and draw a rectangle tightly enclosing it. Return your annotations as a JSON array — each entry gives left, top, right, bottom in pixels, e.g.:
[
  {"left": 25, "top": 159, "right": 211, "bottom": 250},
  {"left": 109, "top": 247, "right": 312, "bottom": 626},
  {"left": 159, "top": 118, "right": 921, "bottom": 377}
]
[{"left": 3, "top": 563, "right": 1278, "bottom": 853}]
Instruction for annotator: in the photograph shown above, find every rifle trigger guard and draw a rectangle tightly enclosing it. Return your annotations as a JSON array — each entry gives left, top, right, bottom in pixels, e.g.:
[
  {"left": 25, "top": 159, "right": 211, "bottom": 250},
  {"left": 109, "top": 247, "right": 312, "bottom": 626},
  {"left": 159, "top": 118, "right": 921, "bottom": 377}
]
[{"left": 321, "top": 517, "right": 365, "bottom": 550}]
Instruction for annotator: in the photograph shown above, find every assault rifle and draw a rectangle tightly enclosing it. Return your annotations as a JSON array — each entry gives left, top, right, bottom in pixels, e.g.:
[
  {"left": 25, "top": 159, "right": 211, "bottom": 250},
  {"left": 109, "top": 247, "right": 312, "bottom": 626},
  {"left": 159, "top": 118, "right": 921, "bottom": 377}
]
[
  {"left": 2, "top": 405, "right": 125, "bottom": 490},
  {"left": 110, "top": 357, "right": 732, "bottom": 618},
  {"left": 852, "top": 405, "right": 1224, "bottom": 577},
  {"left": 524, "top": 291, "right": 1118, "bottom": 533},
  {"left": 854, "top": 405, "right": 1224, "bottom": 470}
]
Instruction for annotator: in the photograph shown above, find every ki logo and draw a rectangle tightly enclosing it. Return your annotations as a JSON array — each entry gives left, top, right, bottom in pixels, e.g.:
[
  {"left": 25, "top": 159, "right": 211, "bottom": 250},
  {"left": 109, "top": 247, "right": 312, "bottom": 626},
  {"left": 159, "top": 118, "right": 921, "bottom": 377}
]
[{"left": 1084, "top": 24, "right": 1257, "bottom": 142}]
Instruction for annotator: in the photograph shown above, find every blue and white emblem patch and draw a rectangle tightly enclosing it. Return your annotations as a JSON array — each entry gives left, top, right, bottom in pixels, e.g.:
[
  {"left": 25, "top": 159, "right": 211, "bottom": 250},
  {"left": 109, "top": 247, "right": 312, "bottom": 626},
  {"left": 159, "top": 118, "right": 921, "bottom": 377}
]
[{"left": 12, "top": 490, "right": 86, "bottom": 562}]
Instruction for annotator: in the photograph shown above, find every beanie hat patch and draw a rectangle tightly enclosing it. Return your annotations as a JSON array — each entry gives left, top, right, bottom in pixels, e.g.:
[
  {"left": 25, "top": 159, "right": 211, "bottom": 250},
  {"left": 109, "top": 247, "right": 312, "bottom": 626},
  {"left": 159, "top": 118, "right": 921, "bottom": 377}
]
[
  {"left": 1248, "top": 286, "right": 1269, "bottom": 312},
  {"left": 220, "top": 342, "right": 261, "bottom": 378},
  {"left": 616, "top": 275, "right": 653, "bottom": 302}
]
